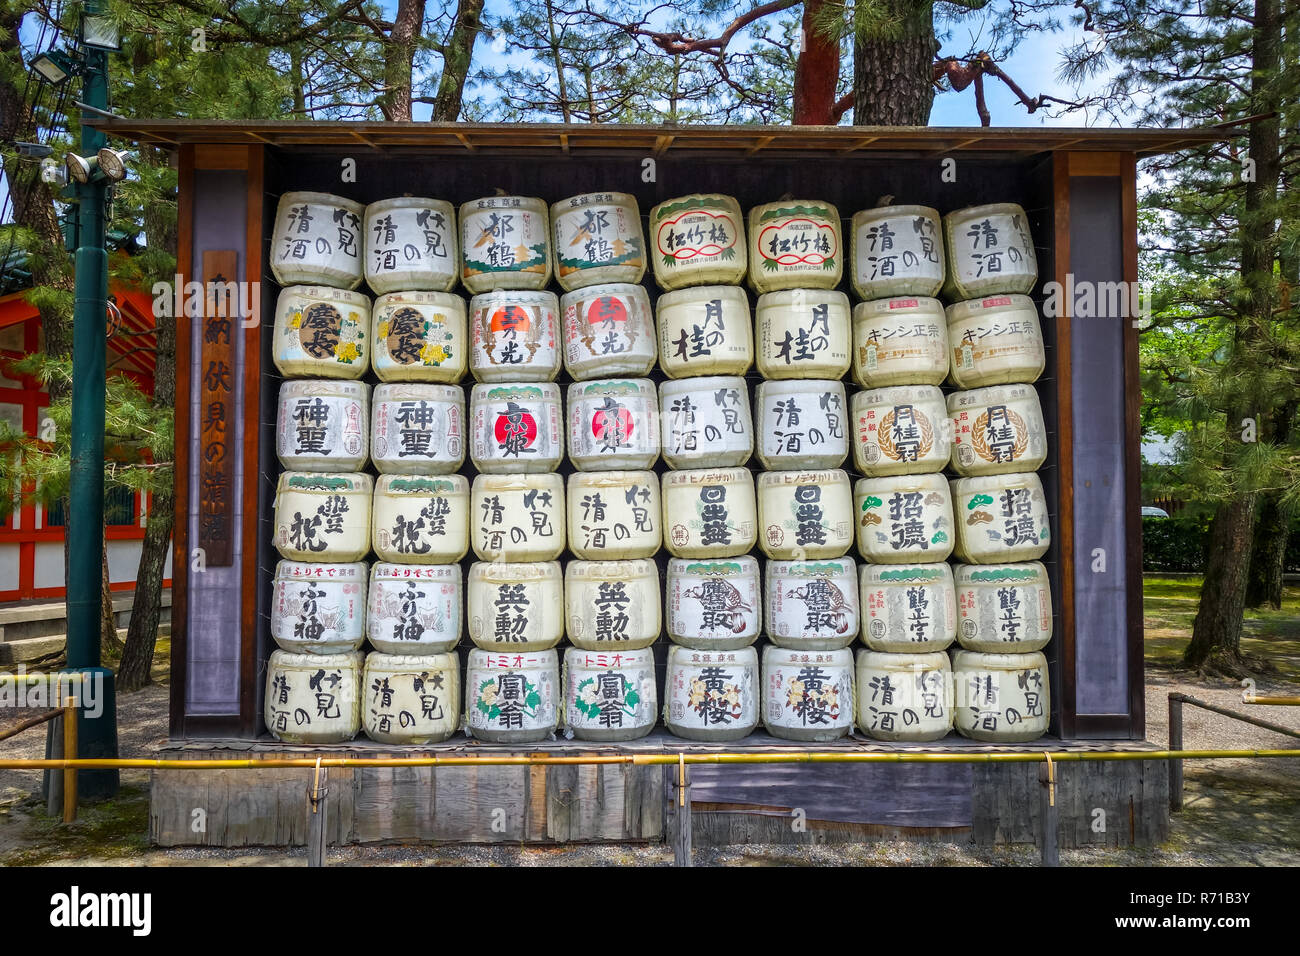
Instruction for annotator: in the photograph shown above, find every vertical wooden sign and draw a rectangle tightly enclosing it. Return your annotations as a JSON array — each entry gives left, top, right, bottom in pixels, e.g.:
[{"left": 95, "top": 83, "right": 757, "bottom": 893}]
[{"left": 197, "top": 249, "right": 238, "bottom": 566}]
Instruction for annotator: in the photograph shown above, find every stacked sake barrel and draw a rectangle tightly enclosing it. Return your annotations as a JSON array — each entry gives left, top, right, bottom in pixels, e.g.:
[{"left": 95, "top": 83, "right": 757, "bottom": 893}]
[{"left": 650, "top": 195, "right": 761, "bottom": 742}]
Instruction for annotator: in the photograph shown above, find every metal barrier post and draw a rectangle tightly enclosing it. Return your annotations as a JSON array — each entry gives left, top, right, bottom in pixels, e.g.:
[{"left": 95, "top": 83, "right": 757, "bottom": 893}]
[
  {"left": 1169, "top": 696, "right": 1184, "bottom": 811},
  {"left": 1038, "top": 755, "right": 1058, "bottom": 867},
  {"left": 672, "top": 755, "right": 692, "bottom": 867},
  {"left": 307, "top": 760, "right": 329, "bottom": 867}
]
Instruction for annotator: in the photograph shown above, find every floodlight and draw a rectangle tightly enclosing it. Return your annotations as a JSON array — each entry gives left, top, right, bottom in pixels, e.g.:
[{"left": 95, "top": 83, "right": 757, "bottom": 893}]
[
  {"left": 97, "top": 148, "right": 129, "bottom": 181},
  {"left": 30, "top": 50, "right": 76, "bottom": 85},
  {"left": 79, "top": 14, "right": 122, "bottom": 52},
  {"left": 65, "top": 153, "right": 97, "bottom": 184}
]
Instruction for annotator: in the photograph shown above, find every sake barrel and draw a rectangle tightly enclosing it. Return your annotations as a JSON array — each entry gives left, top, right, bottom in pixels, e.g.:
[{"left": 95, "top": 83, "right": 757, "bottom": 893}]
[
  {"left": 950, "top": 472, "right": 1050, "bottom": 564},
  {"left": 859, "top": 563, "right": 957, "bottom": 653},
  {"left": 664, "top": 645, "right": 759, "bottom": 742},
  {"left": 656, "top": 285, "right": 753, "bottom": 379},
  {"left": 954, "top": 562, "right": 1053, "bottom": 653},
  {"left": 561, "top": 282, "right": 656, "bottom": 379},
  {"left": 471, "top": 472, "right": 566, "bottom": 562},
  {"left": 650, "top": 194, "right": 746, "bottom": 290},
  {"left": 371, "top": 383, "right": 465, "bottom": 475},
  {"left": 468, "top": 560, "right": 564, "bottom": 651},
  {"left": 459, "top": 195, "right": 552, "bottom": 293},
  {"left": 271, "top": 192, "right": 364, "bottom": 290},
  {"left": 362, "top": 651, "right": 461, "bottom": 744},
  {"left": 270, "top": 560, "right": 368, "bottom": 654},
  {"left": 851, "top": 385, "right": 951, "bottom": 477},
  {"left": 765, "top": 557, "right": 859, "bottom": 650},
  {"left": 265, "top": 650, "right": 363, "bottom": 744},
  {"left": 276, "top": 379, "right": 369, "bottom": 472},
  {"left": 747, "top": 200, "right": 843, "bottom": 292},
  {"left": 567, "top": 379, "right": 659, "bottom": 471},
  {"left": 661, "top": 467, "right": 757, "bottom": 559},
  {"left": 273, "top": 472, "right": 373, "bottom": 562},
  {"left": 371, "top": 474, "right": 470, "bottom": 565},
  {"left": 854, "top": 473, "right": 955, "bottom": 564},
  {"left": 551, "top": 191, "right": 646, "bottom": 290},
  {"left": 566, "top": 471, "right": 660, "bottom": 560},
  {"left": 469, "top": 382, "right": 564, "bottom": 474},
  {"left": 565, "top": 559, "right": 661, "bottom": 651},
  {"left": 564, "top": 646, "right": 658, "bottom": 742},
  {"left": 468, "top": 289, "right": 561, "bottom": 383},
  {"left": 754, "top": 289, "right": 852, "bottom": 380},
  {"left": 762, "top": 645, "right": 854, "bottom": 742},
  {"left": 366, "top": 563, "right": 462, "bottom": 655},
  {"left": 942, "top": 202, "right": 1038, "bottom": 300},
  {"left": 364, "top": 197, "right": 459, "bottom": 294},
  {"left": 850, "top": 205, "right": 945, "bottom": 299},
  {"left": 855, "top": 649, "right": 954, "bottom": 742},
  {"left": 371, "top": 291, "right": 467, "bottom": 383},
  {"left": 660, "top": 376, "right": 753, "bottom": 469},
  {"left": 666, "top": 555, "right": 761, "bottom": 650},
  {"left": 465, "top": 648, "right": 560, "bottom": 743},
  {"left": 946, "top": 295, "right": 1046, "bottom": 387},
  {"left": 757, "top": 469, "right": 854, "bottom": 561},
  {"left": 754, "top": 380, "right": 849, "bottom": 471},
  {"left": 851, "top": 296, "right": 949, "bottom": 387},
  {"left": 272, "top": 285, "right": 371, "bottom": 379},
  {"left": 953, "top": 649, "right": 1050, "bottom": 742},
  {"left": 948, "top": 383, "right": 1047, "bottom": 477}
]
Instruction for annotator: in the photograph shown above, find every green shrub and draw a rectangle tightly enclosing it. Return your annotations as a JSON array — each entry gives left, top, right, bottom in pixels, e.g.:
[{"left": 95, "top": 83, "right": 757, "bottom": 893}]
[{"left": 1142, "top": 516, "right": 1208, "bottom": 572}]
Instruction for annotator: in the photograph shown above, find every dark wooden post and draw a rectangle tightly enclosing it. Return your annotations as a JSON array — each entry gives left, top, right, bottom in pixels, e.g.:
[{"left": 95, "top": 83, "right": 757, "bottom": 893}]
[
  {"left": 1038, "top": 757, "right": 1059, "bottom": 867},
  {"left": 1169, "top": 695, "right": 1184, "bottom": 811},
  {"left": 672, "top": 757, "right": 692, "bottom": 867},
  {"left": 307, "top": 765, "right": 329, "bottom": 867}
]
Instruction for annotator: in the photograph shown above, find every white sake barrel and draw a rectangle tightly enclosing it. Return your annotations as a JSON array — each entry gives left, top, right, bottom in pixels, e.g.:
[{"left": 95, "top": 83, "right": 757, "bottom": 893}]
[
  {"left": 273, "top": 472, "right": 372, "bottom": 562},
  {"left": 366, "top": 563, "right": 462, "bottom": 655},
  {"left": 561, "top": 283, "right": 656, "bottom": 380},
  {"left": 465, "top": 647, "right": 560, "bottom": 743},
  {"left": 276, "top": 379, "right": 369, "bottom": 472},
  {"left": 468, "top": 560, "right": 564, "bottom": 651},
  {"left": 272, "top": 285, "right": 371, "bottom": 379},
  {"left": 566, "top": 471, "right": 660, "bottom": 560},
  {"left": 362, "top": 651, "right": 461, "bottom": 744},
  {"left": 469, "top": 382, "right": 564, "bottom": 473},
  {"left": 468, "top": 289, "right": 561, "bottom": 383},
  {"left": 754, "top": 379, "right": 848, "bottom": 471},
  {"left": 270, "top": 560, "right": 367, "bottom": 654},
  {"left": 948, "top": 383, "right": 1047, "bottom": 477},
  {"left": 271, "top": 192, "right": 364, "bottom": 289},
  {"left": 942, "top": 202, "right": 1038, "bottom": 300},
  {"left": 747, "top": 200, "right": 843, "bottom": 292},
  {"left": 650, "top": 194, "right": 746, "bottom": 290},
  {"left": 755, "top": 289, "right": 852, "bottom": 379},
  {"left": 953, "top": 649, "right": 1050, "bottom": 742},
  {"left": 765, "top": 557, "right": 859, "bottom": 650},
  {"left": 851, "top": 385, "right": 951, "bottom": 477},
  {"left": 660, "top": 376, "right": 753, "bottom": 469},
  {"left": 850, "top": 204, "right": 945, "bottom": 299},
  {"left": 471, "top": 472, "right": 566, "bottom": 562},
  {"left": 859, "top": 563, "right": 957, "bottom": 653},
  {"left": 371, "top": 291, "right": 467, "bottom": 383},
  {"left": 552, "top": 191, "right": 646, "bottom": 290},
  {"left": 855, "top": 649, "right": 954, "bottom": 742},
  {"left": 364, "top": 197, "right": 458, "bottom": 294},
  {"left": 854, "top": 474, "right": 955, "bottom": 565},
  {"left": 371, "top": 383, "right": 465, "bottom": 475},
  {"left": 567, "top": 379, "right": 659, "bottom": 471},
  {"left": 564, "top": 646, "right": 658, "bottom": 742},
  {"left": 265, "top": 650, "right": 363, "bottom": 744},
  {"left": 656, "top": 286, "right": 752, "bottom": 379},
  {"left": 565, "top": 559, "right": 661, "bottom": 651},
  {"left": 762, "top": 645, "right": 854, "bottom": 741},
  {"left": 665, "top": 645, "right": 759, "bottom": 742},
  {"left": 946, "top": 295, "right": 1046, "bottom": 387},
  {"left": 757, "top": 469, "right": 854, "bottom": 560},
  {"left": 951, "top": 472, "right": 1051, "bottom": 564},
  {"left": 666, "top": 555, "right": 760, "bottom": 649},
  {"left": 851, "top": 296, "right": 949, "bottom": 387},
  {"left": 459, "top": 196, "right": 552, "bottom": 293},
  {"left": 954, "top": 562, "right": 1053, "bottom": 653},
  {"left": 661, "top": 467, "right": 756, "bottom": 559},
  {"left": 371, "top": 474, "right": 470, "bottom": 565}
]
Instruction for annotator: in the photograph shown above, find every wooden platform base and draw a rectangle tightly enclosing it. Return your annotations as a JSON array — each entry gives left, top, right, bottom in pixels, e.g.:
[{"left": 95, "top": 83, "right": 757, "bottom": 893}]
[{"left": 149, "top": 732, "right": 1169, "bottom": 848}]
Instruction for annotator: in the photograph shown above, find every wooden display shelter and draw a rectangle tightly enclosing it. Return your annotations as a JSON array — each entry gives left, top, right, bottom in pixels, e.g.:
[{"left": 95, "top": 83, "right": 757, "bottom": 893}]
[{"left": 91, "top": 119, "right": 1221, "bottom": 848}]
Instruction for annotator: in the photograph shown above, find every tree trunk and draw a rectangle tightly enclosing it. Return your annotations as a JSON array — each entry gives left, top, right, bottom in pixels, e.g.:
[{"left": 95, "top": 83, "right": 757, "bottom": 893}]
[
  {"left": 101, "top": 539, "right": 122, "bottom": 655},
  {"left": 431, "top": 0, "right": 485, "bottom": 121},
  {"left": 1244, "top": 491, "right": 1290, "bottom": 610},
  {"left": 792, "top": 0, "right": 840, "bottom": 124},
  {"left": 1185, "top": 495, "right": 1258, "bottom": 673},
  {"left": 852, "top": 0, "right": 938, "bottom": 125},
  {"left": 382, "top": 0, "right": 426, "bottom": 121}
]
